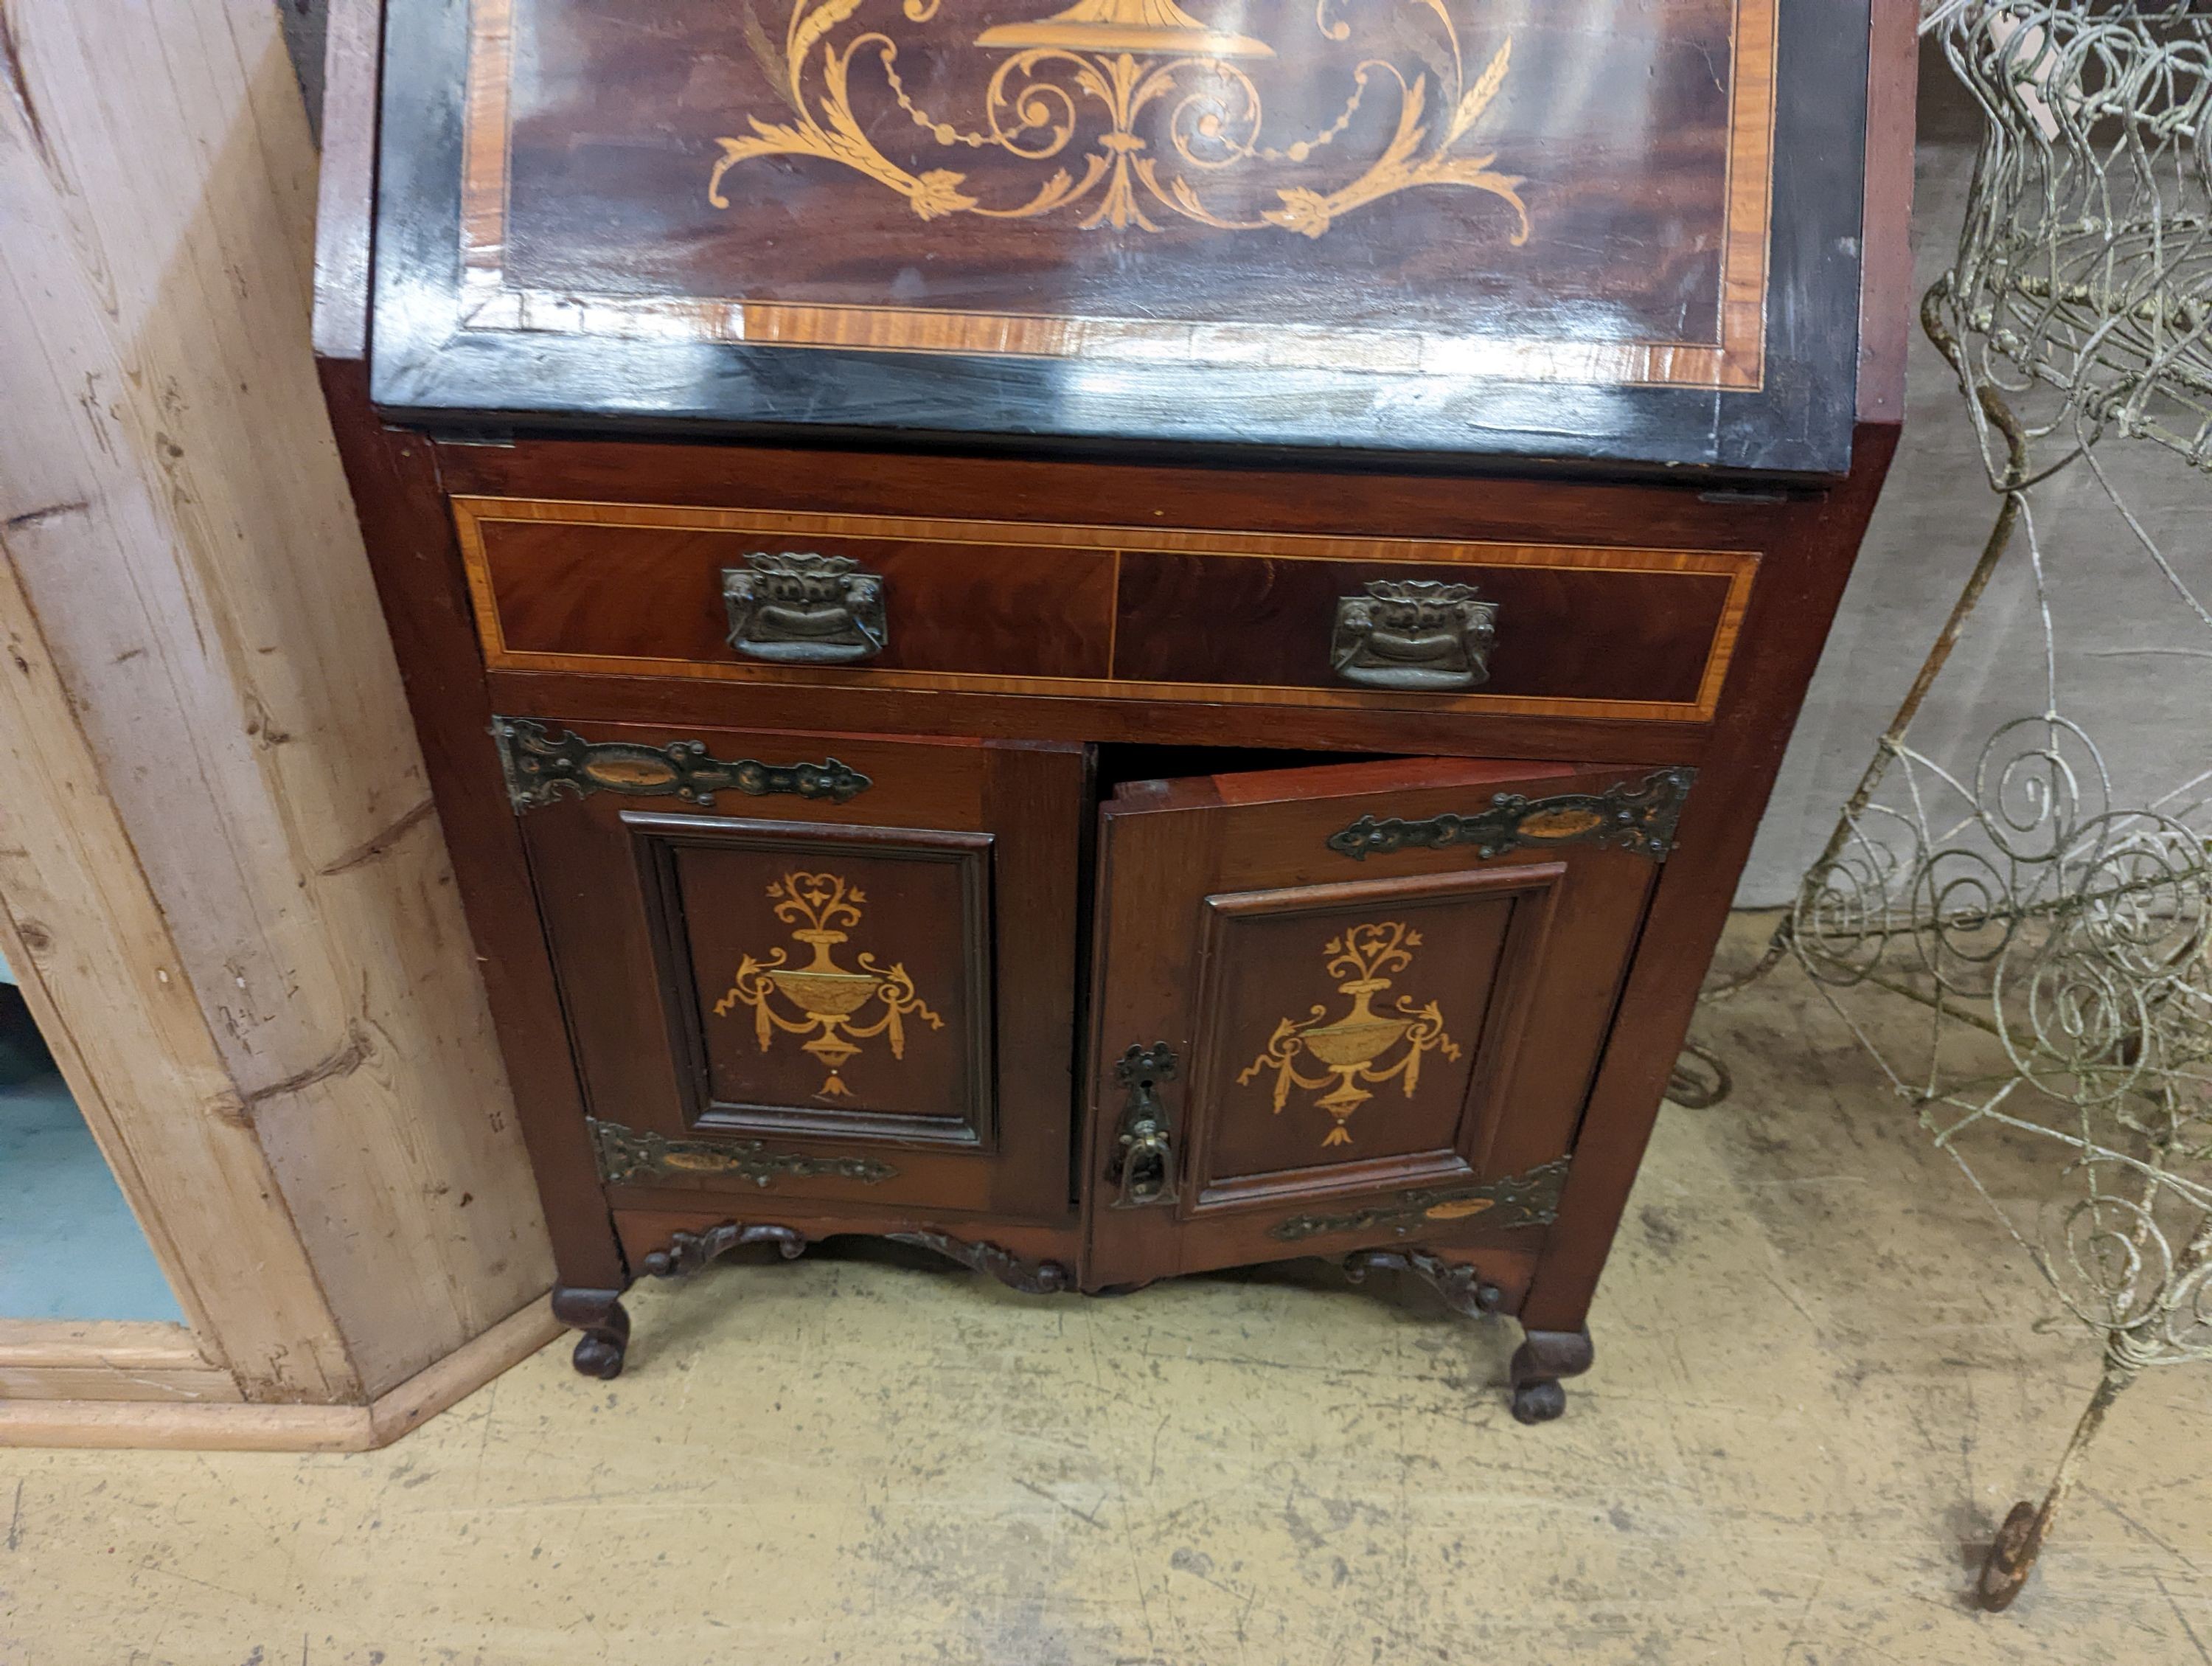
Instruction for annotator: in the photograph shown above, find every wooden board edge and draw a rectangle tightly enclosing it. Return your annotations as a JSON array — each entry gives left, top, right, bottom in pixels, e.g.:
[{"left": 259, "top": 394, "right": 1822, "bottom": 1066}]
[
  {"left": 1856, "top": 0, "right": 1919, "bottom": 425},
  {"left": 0, "top": 1295, "right": 560, "bottom": 1450},
  {"left": 366, "top": 1292, "right": 563, "bottom": 1447},
  {"left": 313, "top": 0, "right": 384, "bottom": 361},
  {"left": 0, "top": 1401, "right": 375, "bottom": 1452},
  {"left": 0, "top": 1367, "right": 245, "bottom": 1406},
  {"left": 0, "top": 557, "right": 355, "bottom": 1399},
  {"left": 0, "top": 1319, "right": 215, "bottom": 1373}
]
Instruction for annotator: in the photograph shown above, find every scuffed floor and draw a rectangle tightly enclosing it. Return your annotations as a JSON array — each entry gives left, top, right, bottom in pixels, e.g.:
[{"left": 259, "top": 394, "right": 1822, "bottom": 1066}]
[{"left": 1, "top": 917, "right": 2208, "bottom": 1664}]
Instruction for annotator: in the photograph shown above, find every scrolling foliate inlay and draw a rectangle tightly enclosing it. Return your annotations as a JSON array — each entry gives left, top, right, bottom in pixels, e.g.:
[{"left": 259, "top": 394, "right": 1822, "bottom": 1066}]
[
  {"left": 1237, "top": 920, "right": 1461, "bottom": 1149},
  {"left": 714, "top": 872, "right": 944, "bottom": 1098},
  {"left": 708, "top": 0, "right": 1530, "bottom": 240}
]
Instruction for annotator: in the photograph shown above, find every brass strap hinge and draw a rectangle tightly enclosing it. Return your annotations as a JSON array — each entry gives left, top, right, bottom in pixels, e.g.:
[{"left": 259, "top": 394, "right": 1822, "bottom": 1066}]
[
  {"left": 492, "top": 717, "right": 872, "bottom": 814},
  {"left": 1326, "top": 767, "right": 1696, "bottom": 863}
]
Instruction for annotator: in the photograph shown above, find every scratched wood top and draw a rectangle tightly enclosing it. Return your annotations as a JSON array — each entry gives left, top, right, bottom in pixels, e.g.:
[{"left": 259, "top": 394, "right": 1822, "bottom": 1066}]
[{"left": 369, "top": 0, "right": 1885, "bottom": 472}]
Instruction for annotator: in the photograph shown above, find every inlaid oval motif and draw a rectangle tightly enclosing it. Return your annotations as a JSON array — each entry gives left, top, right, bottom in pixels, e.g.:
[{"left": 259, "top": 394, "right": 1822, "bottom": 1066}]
[
  {"left": 1517, "top": 807, "right": 1605, "bottom": 839},
  {"left": 584, "top": 756, "right": 681, "bottom": 790},
  {"left": 1423, "top": 1198, "right": 1497, "bottom": 1221}
]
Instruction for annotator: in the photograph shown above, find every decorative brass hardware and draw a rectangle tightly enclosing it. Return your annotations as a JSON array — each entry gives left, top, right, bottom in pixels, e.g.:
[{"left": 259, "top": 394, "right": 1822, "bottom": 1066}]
[
  {"left": 643, "top": 1221, "right": 810, "bottom": 1277},
  {"left": 887, "top": 1230, "right": 1075, "bottom": 1294},
  {"left": 1269, "top": 1156, "right": 1571, "bottom": 1241},
  {"left": 587, "top": 1117, "right": 899, "bottom": 1189},
  {"left": 492, "top": 718, "right": 871, "bottom": 813},
  {"left": 1107, "top": 1042, "right": 1179, "bottom": 1208},
  {"left": 1326, "top": 766, "right": 1697, "bottom": 862},
  {"left": 1237, "top": 920, "right": 1462, "bottom": 1149},
  {"left": 707, "top": 0, "right": 1529, "bottom": 242},
  {"left": 1331, "top": 579, "right": 1498, "bottom": 691},
  {"left": 713, "top": 872, "right": 943, "bottom": 1099},
  {"left": 1341, "top": 1247, "right": 1506, "bottom": 1318},
  {"left": 723, "top": 552, "right": 888, "bottom": 664}
]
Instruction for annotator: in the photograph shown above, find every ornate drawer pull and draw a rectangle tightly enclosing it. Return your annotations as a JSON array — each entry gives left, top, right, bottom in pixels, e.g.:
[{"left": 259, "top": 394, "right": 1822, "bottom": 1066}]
[
  {"left": 1107, "top": 1042, "right": 1179, "bottom": 1209},
  {"left": 1330, "top": 578, "right": 1498, "bottom": 691},
  {"left": 724, "top": 552, "right": 888, "bottom": 664}
]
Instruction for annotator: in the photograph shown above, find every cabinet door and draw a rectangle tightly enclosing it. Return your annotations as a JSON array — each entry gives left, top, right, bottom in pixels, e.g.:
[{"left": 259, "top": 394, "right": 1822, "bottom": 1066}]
[
  {"left": 1084, "top": 757, "right": 1691, "bottom": 1287},
  {"left": 505, "top": 718, "right": 1084, "bottom": 1223}
]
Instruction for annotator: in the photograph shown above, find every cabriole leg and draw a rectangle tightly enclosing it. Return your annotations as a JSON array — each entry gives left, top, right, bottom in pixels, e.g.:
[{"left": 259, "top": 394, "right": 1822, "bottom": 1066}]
[{"left": 552, "top": 1285, "right": 631, "bottom": 1380}]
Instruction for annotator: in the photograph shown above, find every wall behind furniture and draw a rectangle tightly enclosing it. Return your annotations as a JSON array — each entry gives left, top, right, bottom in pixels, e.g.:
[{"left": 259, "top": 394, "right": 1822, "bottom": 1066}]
[{"left": 1741, "top": 41, "right": 2211, "bottom": 904}]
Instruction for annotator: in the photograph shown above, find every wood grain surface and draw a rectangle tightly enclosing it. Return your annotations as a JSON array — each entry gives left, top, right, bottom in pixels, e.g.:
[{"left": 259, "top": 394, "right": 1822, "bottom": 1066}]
[
  {"left": 456, "top": 495, "right": 1756, "bottom": 723},
  {"left": 453, "top": 0, "right": 1775, "bottom": 389}
]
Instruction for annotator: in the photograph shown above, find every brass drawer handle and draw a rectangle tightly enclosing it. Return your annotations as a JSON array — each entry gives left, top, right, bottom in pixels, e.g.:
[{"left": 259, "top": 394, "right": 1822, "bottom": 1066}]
[
  {"left": 1330, "top": 578, "right": 1497, "bottom": 691},
  {"left": 723, "top": 552, "right": 888, "bottom": 664},
  {"left": 1107, "top": 1042, "right": 1179, "bottom": 1209}
]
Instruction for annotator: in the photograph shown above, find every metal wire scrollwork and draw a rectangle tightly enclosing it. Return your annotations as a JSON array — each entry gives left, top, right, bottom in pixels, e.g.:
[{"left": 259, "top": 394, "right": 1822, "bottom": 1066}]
[{"left": 1688, "top": 0, "right": 2212, "bottom": 1613}]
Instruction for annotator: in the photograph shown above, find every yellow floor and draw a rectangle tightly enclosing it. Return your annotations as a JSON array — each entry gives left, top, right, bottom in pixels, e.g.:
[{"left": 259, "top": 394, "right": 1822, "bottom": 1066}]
[{"left": 1, "top": 926, "right": 2208, "bottom": 1664}]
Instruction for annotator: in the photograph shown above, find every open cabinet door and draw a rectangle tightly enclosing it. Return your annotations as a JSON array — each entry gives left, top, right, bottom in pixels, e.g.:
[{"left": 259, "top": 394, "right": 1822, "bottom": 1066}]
[{"left": 1084, "top": 757, "right": 1693, "bottom": 1290}]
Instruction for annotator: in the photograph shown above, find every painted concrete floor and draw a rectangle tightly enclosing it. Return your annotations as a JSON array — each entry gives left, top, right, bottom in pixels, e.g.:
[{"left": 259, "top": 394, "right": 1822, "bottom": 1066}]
[
  {"left": 0, "top": 921, "right": 2207, "bottom": 1664},
  {"left": 0, "top": 1072, "right": 182, "bottom": 1323}
]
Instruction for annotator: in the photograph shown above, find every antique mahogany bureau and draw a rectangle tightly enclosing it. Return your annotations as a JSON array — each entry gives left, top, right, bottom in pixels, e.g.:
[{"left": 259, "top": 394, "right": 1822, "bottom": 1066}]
[{"left": 314, "top": 0, "right": 1915, "bottom": 1419}]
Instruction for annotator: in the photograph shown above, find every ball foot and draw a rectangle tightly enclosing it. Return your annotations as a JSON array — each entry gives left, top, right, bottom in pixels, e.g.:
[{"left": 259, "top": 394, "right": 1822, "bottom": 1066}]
[
  {"left": 1510, "top": 1378, "right": 1567, "bottom": 1424},
  {"left": 1508, "top": 1325, "right": 1593, "bottom": 1425}
]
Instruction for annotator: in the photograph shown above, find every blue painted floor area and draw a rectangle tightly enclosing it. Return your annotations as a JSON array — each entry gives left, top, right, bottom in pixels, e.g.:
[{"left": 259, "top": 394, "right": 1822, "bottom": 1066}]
[{"left": 0, "top": 1072, "right": 182, "bottom": 1322}]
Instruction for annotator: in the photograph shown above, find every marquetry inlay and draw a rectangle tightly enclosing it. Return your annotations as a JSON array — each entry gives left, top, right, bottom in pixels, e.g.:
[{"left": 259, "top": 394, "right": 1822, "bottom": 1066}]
[
  {"left": 1237, "top": 920, "right": 1463, "bottom": 1150},
  {"left": 453, "top": 0, "right": 1778, "bottom": 389},
  {"left": 712, "top": 872, "right": 944, "bottom": 1100}
]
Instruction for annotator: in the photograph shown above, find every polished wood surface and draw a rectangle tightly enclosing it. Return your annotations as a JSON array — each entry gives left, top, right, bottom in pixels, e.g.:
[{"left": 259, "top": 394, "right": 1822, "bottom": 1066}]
[
  {"left": 521, "top": 723, "right": 1085, "bottom": 1222},
  {"left": 1084, "top": 756, "right": 1655, "bottom": 1288},
  {"left": 456, "top": 494, "right": 1756, "bottom": 723},
  {"left": 321, "top": 0, "right": 1913, "bottom": 1406},
  {"left": 637, "top": 817, "right": 995, "bottom": 1146},
  {"left": 455, "top": 0, "right": 1772, "bottom": 391},
  {"left": 474, "top": 513, "right": 1120, "bottom": 681},
  {"left": 1189, "top": 869, "right": 1544, "bottom": 1191},
  {"left": 1515, "top": 420, "right": 1905, "bottom": 1340},
  {"left": 1112, "top": 549, "right": 1731, "bottom": 706},
  {"left": 372, "top": 0, "right": 1874, "bottom": 468}
]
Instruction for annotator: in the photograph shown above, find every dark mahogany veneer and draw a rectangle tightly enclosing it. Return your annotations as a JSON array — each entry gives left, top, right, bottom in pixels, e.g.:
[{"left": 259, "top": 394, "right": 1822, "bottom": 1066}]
[{"left": 314, "top": 0, "right": 1916, "bottom": 1421}]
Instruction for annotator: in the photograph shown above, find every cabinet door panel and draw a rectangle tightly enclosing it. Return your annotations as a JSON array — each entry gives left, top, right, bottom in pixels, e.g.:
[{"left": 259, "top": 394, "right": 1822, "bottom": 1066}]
[
  {"left": 633, "top": 816, "right": 993, "bottom": 1148},
  {"left": 1085, "top": 757, "right": 1686, "bottom": 1286},
  {"left": 515, "top": 719, "right": 1082, "bottom": 1222},
  {"left": 1190, "top": 866, "right": 1559, "bottom": 1204}
]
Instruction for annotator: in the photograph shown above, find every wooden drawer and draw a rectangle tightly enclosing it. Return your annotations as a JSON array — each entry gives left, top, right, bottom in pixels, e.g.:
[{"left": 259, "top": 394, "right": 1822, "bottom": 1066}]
[{"left": 457, "top": 497, "right": 1758, "bottom": 724}]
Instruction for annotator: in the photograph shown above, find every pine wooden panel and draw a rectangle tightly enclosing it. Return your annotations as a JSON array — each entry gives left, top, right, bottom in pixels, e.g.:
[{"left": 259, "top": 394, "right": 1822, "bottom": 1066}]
[
  {"left": 0, "top": 1320, "right": 213, "bottom": 1372},
  {"left": 0, "top": 1298, "right": 560, "bottom": 1450},
  {"left": 0, "top": 0, "right": 551, "bottom": 1398},
  {"left": 0, "top": 557, "right": 353, "bottom": 1401},
  {"left": 0, "top": 1368, "right": 245, "bottom": 1404}
]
